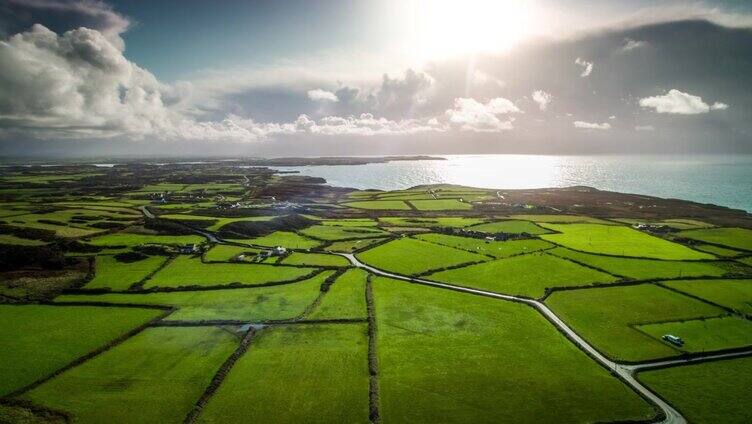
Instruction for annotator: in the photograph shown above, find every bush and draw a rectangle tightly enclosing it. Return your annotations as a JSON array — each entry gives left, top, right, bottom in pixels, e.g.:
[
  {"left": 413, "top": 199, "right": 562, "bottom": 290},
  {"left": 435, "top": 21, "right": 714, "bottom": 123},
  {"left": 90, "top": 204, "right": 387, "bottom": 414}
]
[
  {"left": 0, "top": 244, "right": 66, "bottom": 271},
  {"left": 143, "top": 218, "right": 196, "bottom": 235},
  {"left": 113, "top": 251, "right": 149, "bottom": 263}
]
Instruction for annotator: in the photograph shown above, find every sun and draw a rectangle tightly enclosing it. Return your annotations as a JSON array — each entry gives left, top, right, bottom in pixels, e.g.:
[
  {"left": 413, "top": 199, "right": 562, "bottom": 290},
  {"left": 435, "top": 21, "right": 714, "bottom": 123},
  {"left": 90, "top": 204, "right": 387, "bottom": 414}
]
[{"left": 407, "top": 0, "right": 538, "bottom": 60}]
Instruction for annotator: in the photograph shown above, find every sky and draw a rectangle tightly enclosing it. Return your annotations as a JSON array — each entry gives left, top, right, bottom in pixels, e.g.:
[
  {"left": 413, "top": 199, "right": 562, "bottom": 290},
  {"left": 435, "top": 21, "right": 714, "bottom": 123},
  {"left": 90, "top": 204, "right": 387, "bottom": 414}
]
[{"left": 0, "top": 0, "right": 751, "bottom": 158}]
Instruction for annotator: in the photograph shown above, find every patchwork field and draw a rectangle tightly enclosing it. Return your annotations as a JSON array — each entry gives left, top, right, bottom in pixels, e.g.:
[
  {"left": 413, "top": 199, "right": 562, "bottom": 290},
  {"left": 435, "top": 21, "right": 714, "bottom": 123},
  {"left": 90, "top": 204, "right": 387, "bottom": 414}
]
[
  {"left": 142, "top": 256, "right": 317, "bottom": 288},
  {"left": 23, "top": 327, "right": 237, "bottom": 423},
  {"left": 196, "top": 324, "right": 369, "bottom": 423},
  {"left": 540, "top": 223, "right": 714, "bottom": 260},
  {"left": 0, "top": 304, "right": 162, "bottom": 396},
  {"left": 427, "top": 252, "right": 618, "bottom": 297},
  {"left": 637, "top": 357, "right": 752, "bottom": 424},
  {"left": 372, "top": 276, "right": 656, "bottom": 423},
  {"left": 546, "top": 284, "right": 727, "bottom": 361},
  {"left": 2, "top": 167, "right": 751, "bottom": 423},
  {"left": 356, "top": 237, "right": 487, "bottom": 275}
]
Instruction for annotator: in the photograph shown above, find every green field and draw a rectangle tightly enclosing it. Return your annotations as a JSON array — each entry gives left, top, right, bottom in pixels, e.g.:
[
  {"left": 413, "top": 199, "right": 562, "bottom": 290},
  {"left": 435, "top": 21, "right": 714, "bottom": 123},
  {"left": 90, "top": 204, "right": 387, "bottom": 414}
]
[
  {"left": 636, "top": 316, "right": 752, "bottom": 353},
  {"left": 691, "top": 243, "right": 745, "bottom": 257},
  {"left": 281, "top": 252, "right": 350, "bottom": 267},
  {"left": 466, "top": 219, "right": 551, "bottom": 234},
  {"left": 378, "top": 216, "right": 485, "bottom": 228},
  {"left": 299, "top": 224, "right": 388, "bottom": 240},
  {"left": 233, "top": 231, "right": 322, "bottom": 249},
  {"left": 197, "top": 324, "right": 369, "bottom": 423},
  {"left": 662, "top": 279, "right": 752, "bottom": 316},
  {"left": 160, "top": 214, "right": 274, "bottom": 231},
  {"left": 356, "top": 237, "right": 487, "bottom": 275},
  {"left": 24, "top": 327, "right": 237, "bottom": 423},
  {"left": 0, "top": 234, "right": 45, "bottom": 245},
  {"left": 0, "top": 304, "right": 161, "bottom": 396},
  {"left": 540, "top": 223, "right": 714, "bottom": 260},
  {"left": 638, "top": 357, "right": 752, "bottom": 424},
  {"left": 509, "top": 214, "right": 616, "bottom": 224},
  {"left": 57, "top": 271, "right": 334, "bottom": 321},
  {"left": 143, "top": 256, "right": 316, "bottom": 288},
  {"left": 408, "top": 199, "right": 472, "bottom": 210},
  {"left": 342, "top": 200, "right": 411, "bottom": 210},
  {"left": 319, "top": 218, "right": 379, "bottom": 227},
  {"left": 309, "top": 269, "right": 368, "bottom": 319},
  {"left": 86, "top": 255, "right": 167, "bottom": 290},
  {"left": 427, "top": 253, "right": 618, "bottom": 298},
  {"left": 546, "top": 284, "right": 726, "bottom": 361},
  {"left": 416, "top": 233, "right": 554, "bottom": 258},
  {"left": 548, "top": 247, "right": 728, "bottom": 280},
  {"left": 373, "top": 276, "right": 656, "bottom": 423},
  {"left": 88, "top": 232, "right": 205, "bottom": 247},
  {"left": 203, "top": 244, "right": 260, "bottom": 262},
  {"left": 679, "top": 227, "right": 752, "bottom": 251},
  {"left": 325, "top": 237, "right": 385, "bottom": 253}
]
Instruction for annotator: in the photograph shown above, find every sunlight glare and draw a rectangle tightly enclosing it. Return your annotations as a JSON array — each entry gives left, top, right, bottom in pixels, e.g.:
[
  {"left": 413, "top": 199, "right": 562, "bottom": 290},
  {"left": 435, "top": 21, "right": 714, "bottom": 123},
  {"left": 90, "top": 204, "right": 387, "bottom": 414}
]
[{"left": 412, "top": 0, "right": 538, "bottom": 60}]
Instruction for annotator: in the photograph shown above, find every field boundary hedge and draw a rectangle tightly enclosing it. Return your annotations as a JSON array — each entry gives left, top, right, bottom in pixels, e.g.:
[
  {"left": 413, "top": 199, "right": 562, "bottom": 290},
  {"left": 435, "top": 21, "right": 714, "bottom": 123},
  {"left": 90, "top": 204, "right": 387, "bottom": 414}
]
[
  {"left": 365, "top": 273, "right": 381, "bottom": 423},
  {"left": 183, "top": 328, "right": 255, "bottom": 424}
]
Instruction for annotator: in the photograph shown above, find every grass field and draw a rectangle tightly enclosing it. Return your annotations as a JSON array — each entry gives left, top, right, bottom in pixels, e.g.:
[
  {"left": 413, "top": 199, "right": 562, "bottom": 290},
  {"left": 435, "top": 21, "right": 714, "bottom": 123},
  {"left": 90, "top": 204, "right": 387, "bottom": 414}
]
[
  {"left": 319, "top": 218, "right": 379, "bottom": 227},
  {"left": 692, "top": 243, "right": 745, "bottom": 257},
  {"left": 416, "top": 233, "right": 553, "bottom": 258},
  {"left": 86, "top": 255, "right": 167, "bottom": 290},
  {"left": 57, "top": 271, "right": 334, "bottom": 321},
  {"left": 408, "top": 199, "right": 472, "bottom": 211},
  {"left": 0, "top": 234, "right": 45, "bottom": 245},
  {"left": 24, "top": 327, "right": 237, "bottom": 423},
  {"left": 325, "top": 237, "right": 385, "bottom": 253},
  {"left": 299, "top": 224, "right": 388, "bottom": 241},
  {"left": 203, "top": 244, "right": 260, "bottom": 262},
  {"left": 356, "top": 237, "right": 487, "bottom": 275},
  {"left": 378, "top": 217, "right": 485, "bottom": 228},
  {"left": 160, "top": 214, "right": 274, "bottom": 231},
  {"left": 465, "top": 220, "right": 551, "bottom": 234},
  {"left": 281, "top": 252, "right": 350, "bottom": 267},
  {"left": 233, "top": 231, "right": 322, "bottom": 249},
  {"left": 540, "top": 223, "right": 714, "bottom": 260},
  {"left": 509, "top": 214, "right": 616, "bottom": 224},
  {"left": 88, "top": 232, "right": 205, "bottom": 247},
  {"left": 0, "top": 304, "right": 161, "bottom": 396},
  {"left": 548, "top": 247, "right": 728, "bottom": 280},
  {"left": 546, "top": 284, "right": 726, "bottom": 361},
  {"left": 342, "top": 200, "right": 411, "bottom": 210},
  {"left": 637, "top": 356, "right": 752, "bottom": 424},
  {"left": 196, "top": 324, "right": 369, "bottom": 423},
  {"left": 143, "top": 256, "right": 316, "bottom": 288},
  {"left": 427, "top": 253, "right": 617, "bottom": 298},
  {"left": 662, "top": 279, "right": 752, "bottom": 316},
  {"left": 635, "top": 316, "right": 752, "bottom": 353},
  {"left": 309, "top": 269, "right": 368, "bottom": 319},
  {"left": 372, "top": 276, "right": 656, "bottom": 423},
  {"left": 679, "top": 227, "right": 752, "bottom": 251}
]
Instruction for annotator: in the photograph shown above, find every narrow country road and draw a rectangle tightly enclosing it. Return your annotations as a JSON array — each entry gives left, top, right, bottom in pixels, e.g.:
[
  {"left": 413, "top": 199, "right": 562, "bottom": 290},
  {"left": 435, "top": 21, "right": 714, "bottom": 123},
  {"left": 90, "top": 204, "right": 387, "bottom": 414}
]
[{"left": 337, "top": 253, "right": 687, "bottom": 424}]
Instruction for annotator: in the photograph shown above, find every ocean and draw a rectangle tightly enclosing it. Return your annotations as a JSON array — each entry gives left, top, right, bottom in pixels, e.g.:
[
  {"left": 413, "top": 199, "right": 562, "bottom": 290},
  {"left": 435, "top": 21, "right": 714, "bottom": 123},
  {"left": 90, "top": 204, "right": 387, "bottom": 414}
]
[{"left": 271, "top": 154, "right": 752, "bottom": 212}]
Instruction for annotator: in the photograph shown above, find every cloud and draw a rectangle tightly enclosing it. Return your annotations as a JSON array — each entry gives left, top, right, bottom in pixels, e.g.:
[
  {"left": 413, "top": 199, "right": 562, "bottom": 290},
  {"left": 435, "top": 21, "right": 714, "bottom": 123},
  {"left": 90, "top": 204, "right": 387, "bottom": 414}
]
[
  {"left": 608, "top": 115, "right": 616, "bottom": 120},
  {"left": 1, "top": 0, "right": 131, "bottom": 49},
  {"left": 621, "top": 38, "right": 646, "bottom": 52},
  {"left": 573, "top": 121, "right": 611, "bottom": 130},
  {"left": 575, "top": 57, "right": 593, "bottom": 77},
  {"left": 639, "top": 89, "right": 727, "bottom": 114},
  {"left": 635, "top": 125, "right": 655, "bottom": 131},
  {"left": 307, "top": 88, "right": 338, "bottom": 102},
  {"left": 532, "top": 90, "right": 552, "bottom": 111},
  {"left": 445, "top": 97, "right": 520, "bottom": 132}
]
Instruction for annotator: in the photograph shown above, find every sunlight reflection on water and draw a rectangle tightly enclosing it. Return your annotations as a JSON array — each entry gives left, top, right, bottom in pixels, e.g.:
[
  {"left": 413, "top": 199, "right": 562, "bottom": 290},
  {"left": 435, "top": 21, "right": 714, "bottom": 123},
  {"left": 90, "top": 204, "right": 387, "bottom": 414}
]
[{"left": 271, "top": 154, "right": 752, "bottom": 212}]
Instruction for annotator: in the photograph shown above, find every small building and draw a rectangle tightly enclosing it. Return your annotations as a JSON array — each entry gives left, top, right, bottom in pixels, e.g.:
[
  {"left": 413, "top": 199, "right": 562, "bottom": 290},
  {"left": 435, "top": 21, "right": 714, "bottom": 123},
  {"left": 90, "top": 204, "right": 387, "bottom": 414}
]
[
  {"left": 259, "top": 246, "right": 287, "bottom": 258},
  {"left": 662, "top": 334, "right": 684, "bottom": 347},
  {"left": 178, "top": 244, "right": 199, "bottom": 254}
]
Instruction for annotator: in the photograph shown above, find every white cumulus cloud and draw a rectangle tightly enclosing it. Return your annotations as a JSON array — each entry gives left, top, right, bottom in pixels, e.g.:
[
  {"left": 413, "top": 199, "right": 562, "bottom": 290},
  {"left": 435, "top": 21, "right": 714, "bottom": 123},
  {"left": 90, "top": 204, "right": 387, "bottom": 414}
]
[
  {"left": 532, "top": 90, "right": 552, "bottom": 111},
  {"left": 573, "top": 121, "right": 611, "bottom": 130},
  {"left": 621, "top": 38, "right": 646, "bottom": 52},
  {"left": 639, "top": 89, "right": 727, "bottom": 114},
  {"left": 445, "top": 97, "right": 520, "bottom": 132},
  {"left": 575, "top": 57, "right": 593, "bottom": 77},
  {"left": 307, "top": 88, "right": 338, "bottom": 102}
]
